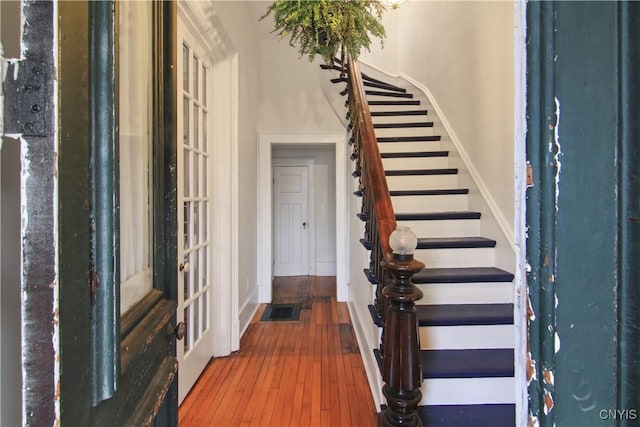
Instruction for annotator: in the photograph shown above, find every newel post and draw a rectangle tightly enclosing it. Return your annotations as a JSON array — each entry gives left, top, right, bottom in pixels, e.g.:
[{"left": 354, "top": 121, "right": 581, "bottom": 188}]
[{"left": 380, "top": 227, "right": 424, "bottom": 427}]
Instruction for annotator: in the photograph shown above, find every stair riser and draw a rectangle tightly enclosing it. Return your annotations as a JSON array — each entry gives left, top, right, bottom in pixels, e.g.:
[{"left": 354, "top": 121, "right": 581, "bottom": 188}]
[
  {"left": 382, "top": 157, "right": 449, "bottom": 170},
  {"left": 413, "top": 247, "right": 495, "bottom": 268},
  {"left": 372, "top": 115, "right": 428, "bottom": 124},
  {"left": 397, "top": 219, "right": 480, "bottom": 238},
  {"left": 420, "top": 378, "right": 515, "bottom": 406},
  {"left": 392, "top": 194, "right": 468, "bottom": 213},
  {"left": 418, "top": 282, "right": 514, "bottom": 305},
  {"left": 419, "top": 325, "right": 514, "bottom": 350},
  {"left": 387, "top": 174, "right": 458, "bottom": 190},
  {"left": 368, "top": 104, "right": 422, "bottom": 112},
  {"left": 378, "top": 141, "right": 443, "bottom": 153},
  {"left": 374, "top": 127, "right": 435, "bottom": 138}
]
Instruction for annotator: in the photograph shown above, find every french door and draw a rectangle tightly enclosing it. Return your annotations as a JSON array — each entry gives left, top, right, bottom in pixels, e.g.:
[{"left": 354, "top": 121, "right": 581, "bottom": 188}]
[{"left": 177, "top": 15, "right": 214, "bottom": 403}]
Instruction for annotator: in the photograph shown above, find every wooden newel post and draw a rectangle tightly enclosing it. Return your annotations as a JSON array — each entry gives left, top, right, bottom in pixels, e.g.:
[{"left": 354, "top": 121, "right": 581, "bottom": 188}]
[{"left": 380, "top": 227, "right": 425, "bottom": 427}]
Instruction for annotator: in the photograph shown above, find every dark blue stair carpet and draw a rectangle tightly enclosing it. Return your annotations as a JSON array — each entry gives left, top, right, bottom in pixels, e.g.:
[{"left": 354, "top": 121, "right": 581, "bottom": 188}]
[
  {"left": 422, "top": 349, "right": 514, "bottom": 378},
  {"left": 371, "top": 109, "right": 428, "bottom": 117},
  {"left": 357, "top": 211, "right": 481, "bottom": 222},
  {"left": 366, "top": 90, "right": 414, "bottom": 98},
  {"left": 364, "top": 268, "right": 377, "bottom": 284},
  {"left": 378, "top": 135, "right": 441, "bottom": 143},
  {"left": 385, "top": 168, "right": 458, "bottom": 176},
  {"left": 414, "top": 267, "right": 515, "bottom": 284},
  {"left": 367, "top": 304, "right": 513, "bottom": 327},
  {"left": 373, "top": 348, "right": 514, "bottom": 378},
  {"left": 353, "top": 188, "right": 469, "bottom": 197},
  {"left": 417, "top": 404, "right": 516, "bottom": 427},
  {"left": 381, "top": 150, "right": 448, "bottom": 158},
  {"left": 374, "top": 122, "right": 433, "bottom": 129},
  {"left": 368, "top": 100, "right": 421, "bottom": 106},
  {"left": 359, "top": 237, "right": 496, "bottom": 251}
]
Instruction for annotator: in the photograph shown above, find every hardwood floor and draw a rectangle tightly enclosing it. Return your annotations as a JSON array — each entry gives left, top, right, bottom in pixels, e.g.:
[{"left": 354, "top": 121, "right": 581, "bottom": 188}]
[{"left": 178, "top": 276, "right": 379, "bottom": 426}]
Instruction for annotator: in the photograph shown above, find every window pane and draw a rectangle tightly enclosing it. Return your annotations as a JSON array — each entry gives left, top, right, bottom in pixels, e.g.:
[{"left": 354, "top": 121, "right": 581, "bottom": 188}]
[
  {"left": 193, "top": 56, "right": 199, "bottom": 102},
  {"left": 202, "top": 66, "right": 207, "bottom": 107},
  {"left": 183, "top": 44, "right": 189, "bottom": 94}
]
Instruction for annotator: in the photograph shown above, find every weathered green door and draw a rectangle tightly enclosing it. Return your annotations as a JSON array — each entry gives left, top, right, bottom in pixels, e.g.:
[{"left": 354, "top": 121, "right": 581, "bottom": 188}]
[
  {"left": 527, "top": 2, "right": 640, "bottom": 426},
  {"left": 6, "top": 1, "right": 179, "bottom": 425}
]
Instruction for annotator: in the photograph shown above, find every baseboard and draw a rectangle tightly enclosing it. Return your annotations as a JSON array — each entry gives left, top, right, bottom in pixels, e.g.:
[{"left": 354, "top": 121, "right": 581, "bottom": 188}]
[{"left": 238, "top": 287, "right": 259, "bottom": 339}]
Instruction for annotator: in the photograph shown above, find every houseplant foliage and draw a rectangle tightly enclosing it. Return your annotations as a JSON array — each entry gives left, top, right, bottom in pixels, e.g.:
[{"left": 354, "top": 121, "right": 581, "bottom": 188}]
[{"left": 261, "top": 0, "right": 386, "bottom": 65}]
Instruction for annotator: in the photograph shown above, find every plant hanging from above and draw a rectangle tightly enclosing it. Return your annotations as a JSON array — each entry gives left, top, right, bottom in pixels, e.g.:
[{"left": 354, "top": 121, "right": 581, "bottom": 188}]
[{"left": 260, "top": 0, "right": 387, "bottom": 66}]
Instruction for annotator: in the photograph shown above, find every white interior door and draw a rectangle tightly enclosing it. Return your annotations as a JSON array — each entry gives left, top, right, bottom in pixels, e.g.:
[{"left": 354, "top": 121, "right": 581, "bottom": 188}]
[
  {"left": 273, "top": 165, "right": 310, "bottom": 276},
  {"left": 177, "top": 17, "right": 213, "bottom": 403}
]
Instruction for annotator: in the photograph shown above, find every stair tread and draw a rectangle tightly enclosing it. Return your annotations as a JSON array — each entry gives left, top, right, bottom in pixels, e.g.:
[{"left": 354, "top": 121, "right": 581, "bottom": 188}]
[
  {"left": 369, "top": 100, "right": 421, "bottom": 106},
  {"left": 381, "top": 151, "right": 448, "bottom": 158},
  {"left": 366, "top": 90, "right": 413, "bottom": 98},
  {"left": 414, "top": 267, "right": 515, "bottom": 284},
  {"left": 422, "top": 348, "right": 514, "bottom": 378},
  {"left": 378, "top": 135, "right": 441, "bottom": 142},
  {"left": 396, "top": 211, "right": 481, "bottom": 220},
  {"left": 371, "top": 109, "right": 428, "bottom": 117},
  {"left": 374, "top": 122, "right": 434, "bottom": 129},
  {"left": 417, "top": 404, "right": 516, "bottom": 427},
  {"left": 385, "top": 168, "right": 457, "bottom": 176},
  {"left": 353, "top": 189, "right": 469, "bottom": 197},
  {"left": 416, "top": 304, "right": 513, "bottom": 326},
  {"left": 360, "top": 237, "right": 495, "bottom": 250}
]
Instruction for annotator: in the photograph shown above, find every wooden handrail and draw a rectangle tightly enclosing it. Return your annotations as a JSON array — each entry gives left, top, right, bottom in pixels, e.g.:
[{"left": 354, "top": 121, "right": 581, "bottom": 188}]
[{"left": 347, "top": 57, "right": 397, "bottom": 259}]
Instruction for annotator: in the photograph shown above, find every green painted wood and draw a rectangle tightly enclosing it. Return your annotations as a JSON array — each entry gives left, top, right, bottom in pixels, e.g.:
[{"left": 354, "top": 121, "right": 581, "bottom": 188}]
[
  {"left": 89, "top": 0, "right": 120, "bottom": 405},
  {"left": 527, "top": 2, "right": 640, "bottom": 426}
]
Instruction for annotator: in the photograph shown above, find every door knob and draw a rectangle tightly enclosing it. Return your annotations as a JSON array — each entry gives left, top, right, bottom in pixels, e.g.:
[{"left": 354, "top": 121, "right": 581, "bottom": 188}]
[
  {"left": 303, "top": 222, "right": 307, "bottom": 229},
  {"left": 168, "top": 322, "right": 187, "bottom": 341},
  {"left": 179, "top": 262, "right": 190, "bottom": 272}
]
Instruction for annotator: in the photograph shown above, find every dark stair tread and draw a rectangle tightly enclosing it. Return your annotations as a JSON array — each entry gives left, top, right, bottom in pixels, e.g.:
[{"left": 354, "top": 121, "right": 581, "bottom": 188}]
[
  {"left": 364, "top": 268, "right": 377, "bottom": 285},
  {"left": 374, "top": 122, "right": 433, "bottom": 129},
  {"left": 366, "top": 90, "right": 413, "bottom": 98},
  {"left": 381, "top": 151, "right": 448, "bottom": 158},
  {"left": 422, "top": 349, "right": 514, "bottom": 378},
  {"left": 360, "top": 237, "right": 496, "bottom": 251},
  {"left": 367, "top": 303, "right": 513, "bottom": 327},
  {"left": 361, "top": 73, "right": 406, "bottom": 92},
  {"left": 353, "top": 188, "right": 469, "bottom": 197},
  {"left": 357, "top": 211, "right": 481, "bottom": 222},
  {"left": 369, "top": 100, "right": 421, "bottom": 106},
  {"left": 414, "top": 267, "right": 515, "bottom": 284},
  {"left": 378, "top": 135, "right": 441, "bottom": 143},
  {"left": 417, "top": 404, "right": 516, "bottom": 427},
  {"left": 373, "top": 348, "right": 514, "bottom": 378},
  {"left": 385, "top": 168, "right": 458, "bottom": 176},
  {"left": 371, "top": 109, "right": 428, "bottom": 117}
]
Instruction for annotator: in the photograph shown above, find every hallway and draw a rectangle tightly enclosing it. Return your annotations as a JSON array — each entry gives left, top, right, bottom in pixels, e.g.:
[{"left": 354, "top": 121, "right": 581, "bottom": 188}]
[{"left": 178, "top": 276, "right": 379, "bottom": 426}]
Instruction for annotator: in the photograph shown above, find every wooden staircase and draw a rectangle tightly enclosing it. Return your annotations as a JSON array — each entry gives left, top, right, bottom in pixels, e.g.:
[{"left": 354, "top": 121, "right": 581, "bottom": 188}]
[{"left": 326, "top": 62, "right": 517, "bottom": 426}]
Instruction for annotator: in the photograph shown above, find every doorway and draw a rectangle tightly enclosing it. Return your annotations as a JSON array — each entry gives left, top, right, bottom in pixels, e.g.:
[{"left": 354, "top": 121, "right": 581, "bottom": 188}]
[{"left": 258, "top": 134, "right": 348, "bottom": 304}]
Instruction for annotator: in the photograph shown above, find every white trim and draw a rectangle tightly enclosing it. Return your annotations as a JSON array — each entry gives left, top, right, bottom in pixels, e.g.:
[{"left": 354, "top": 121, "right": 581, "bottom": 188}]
[
  {"left": 258, "top": 132, "right": 348, "bottom": 303},
  {"left": 360, "top": 60, "right": 516, "bottom": 254},
  {"left": 272, "top": 158, "right": 316, "bottom": 276}
]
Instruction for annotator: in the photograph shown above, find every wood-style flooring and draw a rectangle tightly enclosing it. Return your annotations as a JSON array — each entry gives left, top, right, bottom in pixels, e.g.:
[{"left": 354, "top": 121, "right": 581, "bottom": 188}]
[{"left": 178, "top": 276, "right": 379, "bottom": 426}]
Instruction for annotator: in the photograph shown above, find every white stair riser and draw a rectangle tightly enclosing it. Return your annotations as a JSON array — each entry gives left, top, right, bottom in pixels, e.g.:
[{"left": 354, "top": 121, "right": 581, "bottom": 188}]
[
  {"left": 417, "top": 282, "right": 514, "bottom": 305},
  {"left": 419, "top": 325, "right": 514, "bottom": 350},
  {"left": 378, "top": 141, "right": 442, "bottom": 153},
  {"left": 420, "top": 377, "right": 515, "bottom": 405},
  {"left": 383, "top": 156, "right": 449, "bottom": 170},
  {"left": 397, "top": 219, "right": 480, "bottom": 237},
  {"left": 392, "top": 194, "right": 468, "bottom": 213},
  {"left": 387, "top": 174, "right": 458, "bottom": 190},
  {"left": 374, "top": 127, "right": 434, "bottom": 138},
  {"left": 372, "top": 114, "right": 429, "bottom": 125},
  {"left": 367, "top": 94, "right": 418, "bottom": 103},
  {"left": 368, "top": 104, "right": 424, "bottom": 114},
  {"left": 413, "top": 247, "right": 495, "bottom": 268}
]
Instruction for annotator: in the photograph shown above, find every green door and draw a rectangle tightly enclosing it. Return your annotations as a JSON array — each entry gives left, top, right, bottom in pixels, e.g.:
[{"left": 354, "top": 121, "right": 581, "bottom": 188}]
[{"left": 8, "top": 1, "right": 179, "bottom": 425}]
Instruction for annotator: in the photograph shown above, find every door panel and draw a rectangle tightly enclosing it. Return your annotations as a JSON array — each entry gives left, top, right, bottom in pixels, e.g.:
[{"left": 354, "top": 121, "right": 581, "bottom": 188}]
[
  {"left": 177, "top": 15, "right": 214, "bottom": 403},
  {"left": 274, "top": 166, "right": 310, "bottom": 276}
]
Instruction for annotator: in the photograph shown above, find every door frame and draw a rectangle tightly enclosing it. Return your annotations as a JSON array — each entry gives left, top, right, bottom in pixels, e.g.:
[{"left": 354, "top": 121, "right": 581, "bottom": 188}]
[
  {"left": 258, "top": 132, "right": 348, "bottom": 303},
  {"left": 272, "top": 158, "right": 316, "bottom": 277}
]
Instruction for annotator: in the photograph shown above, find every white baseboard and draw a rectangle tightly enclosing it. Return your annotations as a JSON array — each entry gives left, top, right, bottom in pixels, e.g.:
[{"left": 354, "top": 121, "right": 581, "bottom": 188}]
[{"left": 238, "top": 287, "right": 259, "bottom": 339}]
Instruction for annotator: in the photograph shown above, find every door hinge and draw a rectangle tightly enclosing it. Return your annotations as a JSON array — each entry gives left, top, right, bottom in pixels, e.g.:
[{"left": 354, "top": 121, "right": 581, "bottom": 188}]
[
  {"left": 3, "top": 59, "right": 48, "bottom": 137},
  {"left": 526, "top": 162, "right": 534, "bottom": 187}
]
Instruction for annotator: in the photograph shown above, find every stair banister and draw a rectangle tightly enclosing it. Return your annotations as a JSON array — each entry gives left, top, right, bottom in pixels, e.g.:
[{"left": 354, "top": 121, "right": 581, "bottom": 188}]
[{"left": 345, "top": 57, "right": 425, "bottom": 427}]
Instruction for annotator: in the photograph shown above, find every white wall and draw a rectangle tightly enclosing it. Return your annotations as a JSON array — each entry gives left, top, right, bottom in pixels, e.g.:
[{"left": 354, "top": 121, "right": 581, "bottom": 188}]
[
  {"left": 211, "top": 1, "right": 261, "bottom": 332},
  {"left": 273, "top": 145, "right": 337, "bottom": 275},
  {"left": 395, "top": 1, "right": 515, "bottom": 233}
]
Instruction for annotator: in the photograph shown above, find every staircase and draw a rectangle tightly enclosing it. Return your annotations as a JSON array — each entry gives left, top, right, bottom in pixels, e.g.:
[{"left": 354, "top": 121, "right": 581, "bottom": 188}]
[{"left": 325, "top": 62, "right": 517, "bottom": 426}]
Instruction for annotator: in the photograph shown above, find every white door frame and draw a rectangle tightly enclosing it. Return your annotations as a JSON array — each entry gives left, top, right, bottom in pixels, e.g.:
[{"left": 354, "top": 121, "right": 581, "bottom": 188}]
[
  {"left": 272, "top": 158, "right": 316, "bottom": 276},
  {"left": 258, "top": 133, "right": 348, "bottom": 303},
  {"left": 178, "top": 2, "right": 239, "bottom": 360}
]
